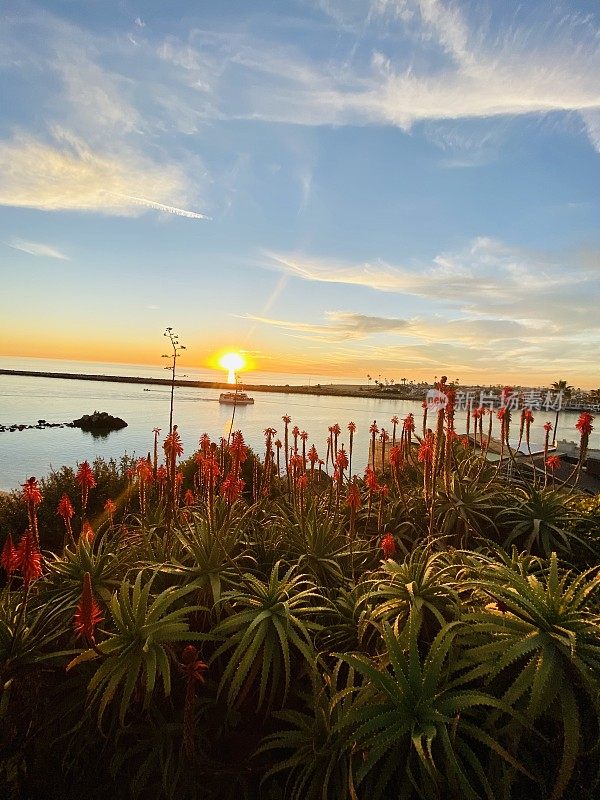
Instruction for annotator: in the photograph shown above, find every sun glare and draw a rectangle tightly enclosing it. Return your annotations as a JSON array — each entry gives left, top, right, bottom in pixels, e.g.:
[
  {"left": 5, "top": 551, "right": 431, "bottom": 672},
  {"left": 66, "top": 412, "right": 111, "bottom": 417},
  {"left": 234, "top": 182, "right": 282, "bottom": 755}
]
[{"left": 219, "top": 352, "right": 245, "bottom": 383}]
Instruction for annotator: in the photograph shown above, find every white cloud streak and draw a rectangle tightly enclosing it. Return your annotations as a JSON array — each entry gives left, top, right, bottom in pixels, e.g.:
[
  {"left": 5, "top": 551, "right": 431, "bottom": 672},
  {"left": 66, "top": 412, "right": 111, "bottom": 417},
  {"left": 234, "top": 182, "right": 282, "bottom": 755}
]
[
  {"left": 5, "top": 238, "right": 70, "bottom": 260},
  {"left": 0, "top": 131, "right": 208, "bottom": 218}
]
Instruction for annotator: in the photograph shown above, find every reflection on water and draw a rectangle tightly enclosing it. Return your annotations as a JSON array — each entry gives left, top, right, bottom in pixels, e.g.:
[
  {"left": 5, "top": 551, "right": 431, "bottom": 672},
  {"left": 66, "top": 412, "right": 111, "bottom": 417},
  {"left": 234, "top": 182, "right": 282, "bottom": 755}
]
[{"left": 82, "top": 429, "right": 115, "bottom": 441}]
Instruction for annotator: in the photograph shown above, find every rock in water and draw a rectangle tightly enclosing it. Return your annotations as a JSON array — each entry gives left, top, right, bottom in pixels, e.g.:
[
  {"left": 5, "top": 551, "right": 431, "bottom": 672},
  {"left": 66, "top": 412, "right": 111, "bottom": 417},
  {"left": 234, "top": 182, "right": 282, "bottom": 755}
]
[{"left": 72, "top": 411, "right": 127, "bottom": 432}]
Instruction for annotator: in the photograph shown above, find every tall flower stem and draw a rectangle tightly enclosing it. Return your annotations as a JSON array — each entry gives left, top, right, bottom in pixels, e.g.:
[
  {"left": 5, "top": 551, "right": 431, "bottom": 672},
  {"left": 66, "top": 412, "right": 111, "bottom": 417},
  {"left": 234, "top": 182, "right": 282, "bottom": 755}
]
[{"left": 162, "top": 327, "right": 186, "bottom": 435}]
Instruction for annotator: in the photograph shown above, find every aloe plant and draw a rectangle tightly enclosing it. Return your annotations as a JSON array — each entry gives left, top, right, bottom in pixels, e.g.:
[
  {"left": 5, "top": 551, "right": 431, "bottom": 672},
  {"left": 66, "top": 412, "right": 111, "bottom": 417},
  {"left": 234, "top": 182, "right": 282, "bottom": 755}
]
[
  {"left": 335, "top": 614, "right": 532, "bottom": 800},
  {"left": 212, "top": 562, "right": 327, "bottom": 711},
  {"left": 39, "top": 533, "right": 127, "bottom": 613},
  {"left": 367, "top": 546, "right": 462, "bottom": 642},
  {"left": 259, "top": 663, "right": 357, "bottom": 800},
  {"left": 67, "top": 573, "right": 208, "bottom": 724},
  {"left": 275, "top": 501, "right": 348, "bottom": 588},
  {"left": 461, "top": 553, "right": 600, "bottom": 799},
  {"left": 499, "top": 486, "right": 588, "bottom": 557}
]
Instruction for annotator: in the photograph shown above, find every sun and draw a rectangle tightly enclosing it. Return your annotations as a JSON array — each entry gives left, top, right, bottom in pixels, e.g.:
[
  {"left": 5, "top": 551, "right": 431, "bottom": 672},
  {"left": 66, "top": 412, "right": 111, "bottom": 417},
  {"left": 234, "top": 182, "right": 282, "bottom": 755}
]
[{"left": 219, "top": 352, "right": 245, "bottom": 384}]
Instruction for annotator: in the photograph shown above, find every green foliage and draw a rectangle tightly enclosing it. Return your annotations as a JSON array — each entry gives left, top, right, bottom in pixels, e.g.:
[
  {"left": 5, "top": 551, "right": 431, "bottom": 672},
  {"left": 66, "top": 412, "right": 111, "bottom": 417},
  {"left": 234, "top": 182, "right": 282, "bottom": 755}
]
[
  {"left": 212, "top": 562, "right": 327, "bottom": 711},
  {"left": 0, "top": 455, "right": 133, "bottom": 550},
  {"left": 1, "top": 432, "right": 600, "bottom": 799},
  {"left": 259, "top": 663, "right": 355, "bottom": 800},
  {"left": 39, "top": 532, "right": 128, "bottom": 613},
  {"left": 499, "top": 486, "right": 589, "bottom": 558},
  {"left": 434, "top": 474, "right": 504, "bottom": 542},
  {"left": 275, "top": 501, "right": 348, "bottom": 587},
  {"left": 460, "top": 552, "right": 600, "bottom": 800},
  {"left": 336, "top": 613, "right": 532, "bottom": 800},
  {"left": 68, "top": 573, "right": 209, "bottom": 724},
  {"left": 367, "top": 546, "right": 462, "bottom": 641}
]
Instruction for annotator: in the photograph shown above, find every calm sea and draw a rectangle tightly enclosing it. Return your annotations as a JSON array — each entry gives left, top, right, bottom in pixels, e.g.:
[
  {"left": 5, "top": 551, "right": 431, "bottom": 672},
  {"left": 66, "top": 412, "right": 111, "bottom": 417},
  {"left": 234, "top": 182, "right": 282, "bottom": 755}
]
[{"left": 0, "top": 356, "right": 597, "bottom": 491}]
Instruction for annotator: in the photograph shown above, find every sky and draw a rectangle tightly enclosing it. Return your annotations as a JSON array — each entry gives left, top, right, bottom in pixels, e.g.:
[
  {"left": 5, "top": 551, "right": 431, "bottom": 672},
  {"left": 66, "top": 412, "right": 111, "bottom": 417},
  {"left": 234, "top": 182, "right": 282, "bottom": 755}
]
[{"left": 0, "top": 0, "right": 599, "bottom": 387}]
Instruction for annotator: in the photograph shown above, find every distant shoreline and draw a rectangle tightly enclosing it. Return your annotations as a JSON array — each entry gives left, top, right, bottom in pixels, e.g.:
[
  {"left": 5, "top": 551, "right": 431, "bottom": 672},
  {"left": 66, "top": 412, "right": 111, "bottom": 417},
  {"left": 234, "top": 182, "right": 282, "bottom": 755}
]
[{"left": 0, "top": 368, "right": 421, "bottom": 402}]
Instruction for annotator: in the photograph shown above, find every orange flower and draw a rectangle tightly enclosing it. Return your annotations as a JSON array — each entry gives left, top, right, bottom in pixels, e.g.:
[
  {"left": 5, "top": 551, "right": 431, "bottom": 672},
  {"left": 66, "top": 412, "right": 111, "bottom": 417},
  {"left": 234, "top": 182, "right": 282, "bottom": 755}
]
[
  {"left": 16, "top": 531, "right": 42, "bottom": 587},
  {"left": 576, "top": 412, "right": 594, "bottom": 436},
  {"left": 76, "top": 461, "right": 96, "bottom": 490},
  {"left": 417, "top": 435, "right": 434, "bottom": 464},
  {"left": 336, "top": 449, "right": 349, "bottom": 471},
  {"left": 73, "top": 572, "right": 103, "bottom": 642},
  {"left": 364, "top": 466, "right": 379, "bottom": 491},
  {"left": 389, "top": 446, "right": 403, "bottom": 467},
  {"left": 164, "top": 426, "right": 184, "bottom": 458},
  {"left": 22, "top": 476, "right": 42, "bottom": 506},
  {"left": 403, "top": 414, "right": 415, "bottom": 432},
  {"left": 381, "top": 532, "right": 396, "bottom": 559},
  {"left": 347, "top": 479, "right": 362, "bottom": 510},
  {"left": 57, "top": 493, "right": 75, "bottom": 521},
  {"left": 104, "top": 498, "right": 116, "bottom": 515},
  {"left": 184, "top": 489, "right": 195, "bottom": 506},
  {"left": 1, "top": 534, "right": 18, "bottom": 576},
  {"left": 199, "top": 433, "right": 211, "bottom": 454},
  {"left": 546, "top": 455, "right": 561, "bottom": 471}
]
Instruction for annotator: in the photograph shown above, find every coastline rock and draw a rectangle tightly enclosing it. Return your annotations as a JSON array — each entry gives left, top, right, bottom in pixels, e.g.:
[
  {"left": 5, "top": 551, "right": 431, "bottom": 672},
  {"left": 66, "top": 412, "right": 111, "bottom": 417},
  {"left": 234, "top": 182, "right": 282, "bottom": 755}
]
[{"left": 72, "top": 411, "right": 127, "bottom": 433}]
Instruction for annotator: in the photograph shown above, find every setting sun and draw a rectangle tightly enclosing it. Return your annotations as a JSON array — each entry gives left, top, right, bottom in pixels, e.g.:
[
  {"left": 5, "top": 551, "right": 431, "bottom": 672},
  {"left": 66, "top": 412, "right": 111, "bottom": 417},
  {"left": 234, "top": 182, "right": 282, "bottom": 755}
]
[{"left": 219, "top": 351, "right": 245, "bottom": 383}]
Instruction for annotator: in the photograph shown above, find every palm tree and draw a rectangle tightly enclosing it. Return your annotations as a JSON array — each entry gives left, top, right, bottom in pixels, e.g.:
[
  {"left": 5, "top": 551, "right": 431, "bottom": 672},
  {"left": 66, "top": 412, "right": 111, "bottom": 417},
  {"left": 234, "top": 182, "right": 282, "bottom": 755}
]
[{"left": 551, "top": 379, "right": 574, "bottom": 400}]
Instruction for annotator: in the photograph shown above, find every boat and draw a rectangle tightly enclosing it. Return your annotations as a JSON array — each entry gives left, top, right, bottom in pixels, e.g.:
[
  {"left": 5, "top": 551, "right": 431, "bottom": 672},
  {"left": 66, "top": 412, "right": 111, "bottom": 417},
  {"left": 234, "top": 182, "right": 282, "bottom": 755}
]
[{"left": 219, "top": 391, "right": 254, "bottom": 405}]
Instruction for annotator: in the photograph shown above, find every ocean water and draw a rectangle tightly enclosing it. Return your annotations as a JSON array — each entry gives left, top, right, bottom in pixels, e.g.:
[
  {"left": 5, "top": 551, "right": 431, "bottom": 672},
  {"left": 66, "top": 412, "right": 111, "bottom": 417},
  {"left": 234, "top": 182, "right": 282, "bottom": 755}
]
[{"left": 0, "top": 357, "right": 597, "bottom": 491}]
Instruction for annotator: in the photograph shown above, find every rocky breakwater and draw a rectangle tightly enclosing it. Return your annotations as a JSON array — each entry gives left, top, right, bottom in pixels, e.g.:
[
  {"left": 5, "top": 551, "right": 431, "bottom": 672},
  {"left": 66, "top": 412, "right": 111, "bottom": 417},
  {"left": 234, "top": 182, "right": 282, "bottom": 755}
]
[
  {"left": 72, "top": 411, "right": 127, "bottom": 433},
  {"left": 0, "top": 418, "right": 74, "bottom": 433}
]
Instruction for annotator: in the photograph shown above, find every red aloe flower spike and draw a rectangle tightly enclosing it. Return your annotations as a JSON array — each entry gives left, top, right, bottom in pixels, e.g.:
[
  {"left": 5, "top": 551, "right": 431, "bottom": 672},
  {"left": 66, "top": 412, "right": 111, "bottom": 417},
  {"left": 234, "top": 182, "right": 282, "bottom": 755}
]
[
  {"left": 546, "top": 455, "right": 561, "bottom": 471},
  {"left": 73, "top": 572, "right": 103, "bottom": 643},
  {"left": 199, "top": 433, "right": 211, "bottom": 454},
  {"left": 390, "top": 415, "right": 399, "bottom": 447},
  {"left": 104, "top": 497, "right": 117, "bottom": 528},
  {"left": 181, "top": 645, "right": 208, "bottom": 683},
  {"left": 282, "top": 415, "right": 291, "bottom": 477},
  {"left": 1, "top": 534, "right": 18, "bottom": 576},
  {"left": 347, "top": 479, "right": 362, "bottom": 511},
  {"left": 379, "top": 428, "right": 389, "bottom": 473},
  {"left": 381, "top": 532, "right": 396, "bottom": 560},
  {"left": 347, "top": 421, "right": 356, "bottom": 478},
  {"left": 152, "top": 427, "right": 161, "bottom": 478},
  {"left": 576, "top": 412, "right": 594, "bottom": 464},
  {"left": 274, "top": 439, "right": 282, "bottom": 476},
  {"left": 57, "top": 493, "right": 75, "bottom": 544},
  {"left": 17, "top": 531, "right": 42, "bottom": 588},
  {"left": 22, "top": 476, "right": 42, "bottom": 547},
  {"left": 181, "top": 643, "right": 209, "bottom": 757},
  {"left": 57, "top": 493, "right": 74, "bottom": 521},
  {"left": 369, "top": 421, "right": 378, "bottom": 471},
  {"left": 76, "top": 461, "right": 96, "bottom": 529}
]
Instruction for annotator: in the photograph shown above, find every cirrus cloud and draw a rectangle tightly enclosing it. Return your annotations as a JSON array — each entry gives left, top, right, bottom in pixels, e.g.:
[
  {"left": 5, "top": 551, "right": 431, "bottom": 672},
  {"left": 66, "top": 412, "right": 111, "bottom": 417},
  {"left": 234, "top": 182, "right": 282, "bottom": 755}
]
[{"left": 0, "top": 129, "right": 209, "bottom": 218}]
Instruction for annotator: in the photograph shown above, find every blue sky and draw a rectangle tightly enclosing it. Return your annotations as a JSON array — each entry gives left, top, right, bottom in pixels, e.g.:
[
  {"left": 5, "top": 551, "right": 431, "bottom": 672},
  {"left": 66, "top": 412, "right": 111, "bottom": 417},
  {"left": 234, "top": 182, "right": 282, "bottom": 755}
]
[{"left": 0, "top": 0, "right": 599, "bottom": 386}]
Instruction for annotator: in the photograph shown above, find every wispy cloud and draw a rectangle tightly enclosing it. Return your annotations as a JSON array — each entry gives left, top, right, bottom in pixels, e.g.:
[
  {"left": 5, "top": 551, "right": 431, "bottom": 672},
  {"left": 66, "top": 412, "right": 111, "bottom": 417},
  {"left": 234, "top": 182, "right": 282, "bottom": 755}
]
[
  {"left": 0, "top": 130, "right": 208, "bottom": 218},
  {"left": 153, "top": 0, "right": 600, "bottom": 149},
  {"left": 5, "top": 237, "right": 70, "bottom": 260},
  {"left": 238, "top": 310, "right": 409, "bottom": 340},
  {"left": 263, "top": 237, "right": 600, "bottom": 335}
]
